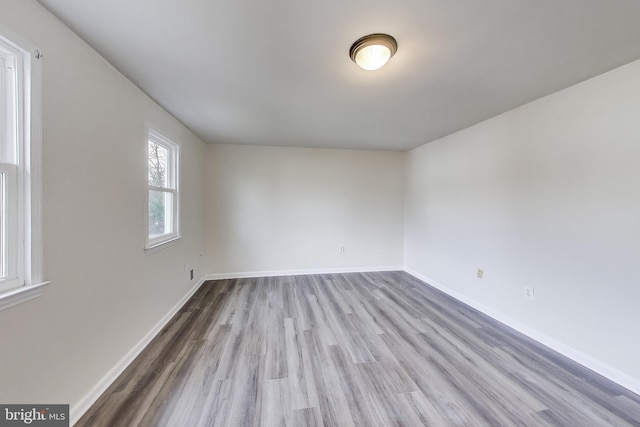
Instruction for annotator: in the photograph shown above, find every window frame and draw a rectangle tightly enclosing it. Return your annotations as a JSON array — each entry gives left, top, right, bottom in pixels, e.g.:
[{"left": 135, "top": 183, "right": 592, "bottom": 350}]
[
  {"left": 0, "top": 162, "right": 20, "bottom": 292},
  {"left": 0, "top": 39, "right": 22, "bottom": 292},
  {"left": 145, "top": 129, "right": 180, "bottom": 250},
  {"left": 0, "top": 27, "right": 47, "bottom": 311}
]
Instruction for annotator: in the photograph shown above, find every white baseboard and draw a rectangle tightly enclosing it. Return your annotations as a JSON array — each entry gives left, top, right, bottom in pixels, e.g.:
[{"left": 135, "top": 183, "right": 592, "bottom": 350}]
[
  {"left": 204, "top": 265, "right": 404, "bottom": 281},
  {"left": 404, "top": 268, "right": 640, "bottom": 396},
  {"left": 70, "top": 276, "right": 208, "bottom": 425}
]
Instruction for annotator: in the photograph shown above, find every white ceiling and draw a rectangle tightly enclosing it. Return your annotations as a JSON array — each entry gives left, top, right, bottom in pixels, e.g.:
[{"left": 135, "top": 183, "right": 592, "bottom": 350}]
[{"left": 37, "top": 0, "right": 640, "bottom": 151}]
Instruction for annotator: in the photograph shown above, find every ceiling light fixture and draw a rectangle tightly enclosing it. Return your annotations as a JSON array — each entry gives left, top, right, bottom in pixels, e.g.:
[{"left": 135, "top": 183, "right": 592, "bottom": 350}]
[{"left": 349, "top": 33, "right": 398, "bottom": 71}]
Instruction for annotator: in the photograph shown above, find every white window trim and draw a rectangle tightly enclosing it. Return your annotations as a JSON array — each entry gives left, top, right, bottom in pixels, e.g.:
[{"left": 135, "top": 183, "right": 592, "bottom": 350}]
[
  {"left": 0, "top": 280, "right": 49, "bottom": 311},
  {"left": 0, "top": 27, "right": 48, "bottom": 311},
  {"left": 0, "top": 163, "right": 19, "bottom": 292},
  {"left": 145, "top": 128, "right": 180, "bottom": 251}
]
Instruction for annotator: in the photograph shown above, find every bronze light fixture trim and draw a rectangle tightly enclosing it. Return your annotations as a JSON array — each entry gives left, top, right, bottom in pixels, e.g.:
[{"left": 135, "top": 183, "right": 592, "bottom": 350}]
[{"left": 349, "top": 33, "right": 398, "bottom": 71}]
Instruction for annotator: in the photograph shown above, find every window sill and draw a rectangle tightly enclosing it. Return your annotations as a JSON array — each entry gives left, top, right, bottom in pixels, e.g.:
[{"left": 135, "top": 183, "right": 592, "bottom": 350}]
[
  {"left": 145, "top": 236, "right": 181, "bottom": 255},
  {"left": 0, "top": 281, "right": 50, "bottom": 312}
]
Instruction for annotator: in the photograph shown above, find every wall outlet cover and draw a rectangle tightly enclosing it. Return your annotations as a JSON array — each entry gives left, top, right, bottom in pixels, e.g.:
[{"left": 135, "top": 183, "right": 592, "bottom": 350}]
[{"left": 524, "top": 286, "right": 535, "bottom": 299}]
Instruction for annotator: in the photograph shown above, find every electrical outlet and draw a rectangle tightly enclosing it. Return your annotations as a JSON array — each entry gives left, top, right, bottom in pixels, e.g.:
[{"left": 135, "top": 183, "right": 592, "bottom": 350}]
[
  {"left": 476, "top": 268, "right": 483, "bottom": 279},
  {"left": 339, "top": 245, "right": 345, "bottom": 253},
  {"left": 523, "top": 286, "right": 535, "bottom": 299}
]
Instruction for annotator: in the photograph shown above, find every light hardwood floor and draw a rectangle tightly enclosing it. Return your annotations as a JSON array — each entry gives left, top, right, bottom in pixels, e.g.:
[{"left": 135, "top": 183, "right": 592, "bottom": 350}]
[{"left": 77, "top": 271, "right": 640, "bottom": 426}]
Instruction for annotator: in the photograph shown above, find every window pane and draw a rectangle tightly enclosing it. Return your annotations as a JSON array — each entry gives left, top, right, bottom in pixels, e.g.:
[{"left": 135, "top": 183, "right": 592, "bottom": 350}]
[
  {"left": 0, "top": 48, "right": 18, "bottom": 165},
  {"left": 0, "top": 54, "right": 6, "bottom": 163},
  {"left": 148, "top": 190, "right": 173, "bottom": 238},
  {"left": 0, "top": 171, "right": 4, "bottom": 279},
  {"left": 148, "top": 141, "right": 168, "bottom": 187}
]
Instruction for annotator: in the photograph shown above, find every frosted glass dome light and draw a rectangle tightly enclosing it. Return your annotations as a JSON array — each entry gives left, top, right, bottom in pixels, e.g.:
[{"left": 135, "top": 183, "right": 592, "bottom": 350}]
[{"left": 350, "top": 34, "right": 397, "bottom": 71}]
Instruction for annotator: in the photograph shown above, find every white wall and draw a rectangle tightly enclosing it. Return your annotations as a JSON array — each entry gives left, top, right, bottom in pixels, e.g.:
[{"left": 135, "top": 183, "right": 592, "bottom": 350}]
[
  {"left": 204, "top": 144, "right": 404, "bottom": 275},
  {"left": 405, "top": 59, "right": 640, "bottom": 390},
  {"left": 0, "top": 0, "right": 206, "bottom": 416}
]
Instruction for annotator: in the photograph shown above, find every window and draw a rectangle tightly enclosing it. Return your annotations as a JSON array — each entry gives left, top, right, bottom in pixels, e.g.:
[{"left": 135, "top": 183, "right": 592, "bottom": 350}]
[
  {"left": 0, "top": 30, "right": 46, "bottom": 309},
  {"left": 146, "top": 130, "right": 179, "bottom": 249},
  {"left": 1, "top": 37, "right": 25, "bottom": 293}
]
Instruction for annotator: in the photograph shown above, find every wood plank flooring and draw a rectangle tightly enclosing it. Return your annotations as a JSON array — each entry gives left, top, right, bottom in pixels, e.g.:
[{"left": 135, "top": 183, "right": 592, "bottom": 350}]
[{"left": 76, "top": 271, "right": 640, "bottom": 426}]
